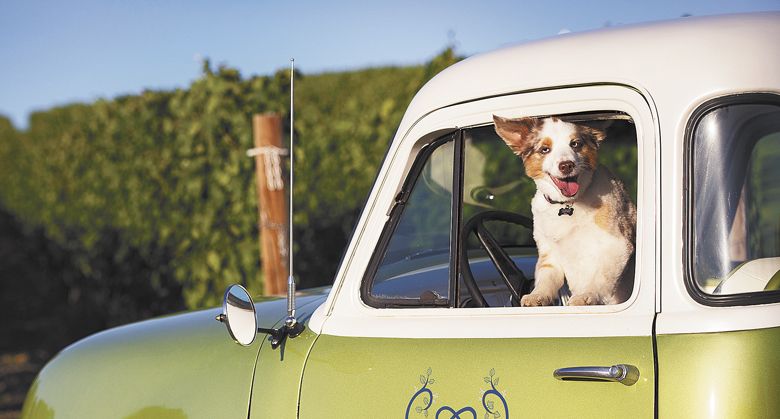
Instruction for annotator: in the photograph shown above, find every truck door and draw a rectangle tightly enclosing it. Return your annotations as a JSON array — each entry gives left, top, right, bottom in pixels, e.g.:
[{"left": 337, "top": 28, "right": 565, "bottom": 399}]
[{"left": 300, "top": 86, "right": 658, "bottom": 418}]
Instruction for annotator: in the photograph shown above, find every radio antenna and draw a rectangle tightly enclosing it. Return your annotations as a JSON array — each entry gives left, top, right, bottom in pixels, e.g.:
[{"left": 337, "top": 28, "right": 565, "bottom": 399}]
[
  {"left": 241, "top": 58, "right": 304, "bottom": 349},
  {"left": 284, "top": 58, "right": 303, "bottom": 338},
  {"left": 288, "top": 58, "right": 295, "bottom": 294}
]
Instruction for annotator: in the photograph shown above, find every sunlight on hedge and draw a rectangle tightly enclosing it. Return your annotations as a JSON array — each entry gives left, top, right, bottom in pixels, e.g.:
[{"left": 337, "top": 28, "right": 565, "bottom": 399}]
[{"left": 0, "top": 49, "right": 461, "bottom": 312}]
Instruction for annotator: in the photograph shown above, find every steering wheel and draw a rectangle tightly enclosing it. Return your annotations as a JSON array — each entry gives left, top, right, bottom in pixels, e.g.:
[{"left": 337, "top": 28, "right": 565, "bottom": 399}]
[{"left": 459, "top": 210, "right": 533, "bottom": 307}]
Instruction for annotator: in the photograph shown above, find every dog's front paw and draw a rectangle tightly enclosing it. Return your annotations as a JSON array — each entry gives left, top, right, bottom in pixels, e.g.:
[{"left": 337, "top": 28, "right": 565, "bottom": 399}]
[
  {"left": 521, "top": 294, "right": 554, "bottom": 307},
  {"left": 568, "top": 294, "right": 600, "bottom": 306}
]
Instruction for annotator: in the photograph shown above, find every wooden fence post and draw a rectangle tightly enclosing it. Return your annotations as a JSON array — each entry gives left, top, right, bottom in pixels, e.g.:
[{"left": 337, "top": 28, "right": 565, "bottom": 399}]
[{"left": 251, "top": 114, "right": 289, "bottom": 296}]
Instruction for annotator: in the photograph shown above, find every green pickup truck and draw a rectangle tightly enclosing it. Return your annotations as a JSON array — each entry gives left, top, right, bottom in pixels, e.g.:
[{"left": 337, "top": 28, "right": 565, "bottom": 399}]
[{"left": 22, "top": 12, "right": 780, "bottom": 419}]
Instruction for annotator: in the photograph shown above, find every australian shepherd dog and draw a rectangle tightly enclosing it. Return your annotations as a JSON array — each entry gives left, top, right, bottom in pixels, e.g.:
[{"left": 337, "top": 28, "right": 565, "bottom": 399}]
[{"left": 493, "top": 115, "right": 636, "bottom": 306}]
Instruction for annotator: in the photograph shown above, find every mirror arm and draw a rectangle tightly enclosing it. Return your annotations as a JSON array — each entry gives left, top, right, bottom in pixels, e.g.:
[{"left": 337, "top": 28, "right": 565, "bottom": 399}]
[
  {"left": 257, "top": 326, "right": 285, "bottom": 348},
  {"left": 258, "top": 320, "right": 305, "bottom": 350}
]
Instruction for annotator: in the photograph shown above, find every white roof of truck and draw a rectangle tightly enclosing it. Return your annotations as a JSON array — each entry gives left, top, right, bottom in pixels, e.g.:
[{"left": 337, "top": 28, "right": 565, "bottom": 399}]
[{"left": 397, "top": 12, "right": 780, "bottom": 138}]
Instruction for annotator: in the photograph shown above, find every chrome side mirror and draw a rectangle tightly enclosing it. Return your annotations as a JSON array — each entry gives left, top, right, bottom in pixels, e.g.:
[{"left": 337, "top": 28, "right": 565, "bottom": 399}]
[
  {"left": 216, "top": 284, "right": 257, "bottom": 346},
  {"left": 217, "top": 283, "right": 306, "bottom": 348}
]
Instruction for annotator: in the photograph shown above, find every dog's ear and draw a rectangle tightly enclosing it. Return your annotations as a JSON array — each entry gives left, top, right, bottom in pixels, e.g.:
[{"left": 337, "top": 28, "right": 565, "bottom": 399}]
[
  {"left": 493, "top": 115, "right": 538, "bottom": 156},
  {"left": 580, "top": 125, "right": 607, "bottom": 148}
]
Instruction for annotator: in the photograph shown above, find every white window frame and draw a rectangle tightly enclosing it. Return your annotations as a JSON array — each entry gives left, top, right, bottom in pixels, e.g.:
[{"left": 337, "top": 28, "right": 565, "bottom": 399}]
[{"left": 312, "top": 85, "right": 659, "bottom": 339}]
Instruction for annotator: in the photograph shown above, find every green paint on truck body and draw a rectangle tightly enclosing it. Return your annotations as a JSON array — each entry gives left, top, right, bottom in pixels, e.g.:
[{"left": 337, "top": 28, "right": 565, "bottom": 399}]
[
  {"left": 21, "top": 291, "right": 328, "bottom": 419},
  {"left": 20, "top": 288, "right": 780, "bottom": 419},
  {"left": 299, "top": 334, "right": 655, "bottom": 418},
  {"left": 22, "top": 306, "right": 261, "bottom": 419},
  {"left": 657, "top": 326, "right": 780, "bottom": 419}
]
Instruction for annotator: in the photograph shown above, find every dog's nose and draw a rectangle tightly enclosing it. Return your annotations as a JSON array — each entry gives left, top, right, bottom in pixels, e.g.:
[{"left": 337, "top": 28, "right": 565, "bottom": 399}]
[{"left": 559, "top": 161, "right": 575, "bottom": 175}]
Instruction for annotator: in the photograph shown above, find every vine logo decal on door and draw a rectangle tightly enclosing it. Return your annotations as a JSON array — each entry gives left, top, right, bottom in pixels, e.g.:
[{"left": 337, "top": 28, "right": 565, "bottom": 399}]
[{"left": 405, "top": 368, "right": 509, "bottom": 419}]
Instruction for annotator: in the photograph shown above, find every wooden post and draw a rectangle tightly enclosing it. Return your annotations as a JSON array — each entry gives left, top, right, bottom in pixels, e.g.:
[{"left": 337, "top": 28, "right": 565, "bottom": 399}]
[{"left": 252, "top": 114, "right": 289, "bottom": 296}]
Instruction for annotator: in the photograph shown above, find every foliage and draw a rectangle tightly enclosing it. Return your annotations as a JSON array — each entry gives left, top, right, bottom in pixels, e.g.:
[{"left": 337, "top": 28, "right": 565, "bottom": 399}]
[{"left": 0, "top": 49, "right": 461, "bottom": 316}]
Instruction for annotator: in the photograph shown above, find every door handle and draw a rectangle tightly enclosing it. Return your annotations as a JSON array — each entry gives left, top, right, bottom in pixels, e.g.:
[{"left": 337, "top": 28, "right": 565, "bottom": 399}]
[{"left": 553, "top": 364, "right": 639, "bottom": 386}]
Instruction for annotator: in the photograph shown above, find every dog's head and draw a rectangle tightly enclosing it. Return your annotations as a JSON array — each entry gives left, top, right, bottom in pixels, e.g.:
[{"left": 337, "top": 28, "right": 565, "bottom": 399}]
[{"left": 493, "top": 115, "right": 605, "bottom": 202}]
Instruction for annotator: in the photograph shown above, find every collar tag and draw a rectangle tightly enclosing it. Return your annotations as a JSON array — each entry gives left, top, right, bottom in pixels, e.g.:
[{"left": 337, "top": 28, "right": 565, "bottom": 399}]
[{"left": 544, "top": 194, "right": 574, "bottom": 216}]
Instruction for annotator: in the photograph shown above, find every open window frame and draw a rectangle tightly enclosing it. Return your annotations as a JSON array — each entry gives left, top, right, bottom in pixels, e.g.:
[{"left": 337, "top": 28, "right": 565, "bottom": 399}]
[{"left": 362, "top": 108, "right": 641, "bottom": 310}]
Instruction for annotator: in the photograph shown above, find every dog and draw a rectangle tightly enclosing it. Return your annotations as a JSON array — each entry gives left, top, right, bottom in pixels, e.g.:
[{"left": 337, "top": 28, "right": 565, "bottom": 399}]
[{"left": 493, "top": 115, "right": 636, "bottom": 306}]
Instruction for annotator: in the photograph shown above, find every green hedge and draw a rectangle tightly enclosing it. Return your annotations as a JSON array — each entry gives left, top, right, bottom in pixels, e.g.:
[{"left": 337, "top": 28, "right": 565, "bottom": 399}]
[{"left": 0, "top": 50, "right": 460, "bottom": 316}]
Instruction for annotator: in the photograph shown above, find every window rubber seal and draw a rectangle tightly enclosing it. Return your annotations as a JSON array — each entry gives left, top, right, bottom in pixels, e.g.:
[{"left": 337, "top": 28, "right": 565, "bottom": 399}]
[{"left": 683, "top": 92, "right": 780, "bottom": 307}]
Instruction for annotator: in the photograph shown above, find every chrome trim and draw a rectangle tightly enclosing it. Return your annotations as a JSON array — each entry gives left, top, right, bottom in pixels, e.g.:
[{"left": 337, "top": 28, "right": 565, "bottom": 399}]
[
  {"left": 553, "top": 364, "right": 639, "bottom": 386},
  {"left": 220, "top": 284, "right": 257, "bottom": 346}
]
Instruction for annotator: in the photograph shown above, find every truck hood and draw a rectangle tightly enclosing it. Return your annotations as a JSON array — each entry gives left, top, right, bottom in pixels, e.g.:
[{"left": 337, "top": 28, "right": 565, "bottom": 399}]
[{"left": 22, "top": 288, "right": 329, "bottom": 419}]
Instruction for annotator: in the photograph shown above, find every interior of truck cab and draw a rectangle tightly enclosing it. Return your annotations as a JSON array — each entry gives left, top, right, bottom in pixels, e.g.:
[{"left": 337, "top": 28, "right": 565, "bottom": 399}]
[{"left": 363, "top": 111, "right": 638, "bottom": 308}]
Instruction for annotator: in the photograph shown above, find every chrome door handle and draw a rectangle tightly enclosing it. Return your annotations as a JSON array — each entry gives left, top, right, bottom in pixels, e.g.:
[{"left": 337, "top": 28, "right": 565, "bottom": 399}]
[{"left": 553, "top": 364, "right": 639, "bottom": 386}]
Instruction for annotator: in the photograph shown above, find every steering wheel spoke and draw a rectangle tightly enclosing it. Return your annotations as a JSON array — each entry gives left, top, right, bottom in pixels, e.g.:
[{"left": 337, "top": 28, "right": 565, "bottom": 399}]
[
  {"left": 476, "top": 224, "right": 525, "bottom": 304},
  {"left": 459, "top": 211, "right": 533, "bottom": 307}
]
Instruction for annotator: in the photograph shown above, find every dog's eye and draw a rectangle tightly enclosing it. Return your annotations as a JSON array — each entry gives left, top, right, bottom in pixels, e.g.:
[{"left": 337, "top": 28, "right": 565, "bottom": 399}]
[
  {"left": 570, "top": 139, "right": 582, "bottom": 149},
  {"left": 539, "top": 146, "right": 550, "bottom": 154}
]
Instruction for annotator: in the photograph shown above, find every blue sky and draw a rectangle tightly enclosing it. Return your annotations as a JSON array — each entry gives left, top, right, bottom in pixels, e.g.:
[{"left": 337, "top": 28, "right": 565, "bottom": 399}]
[{"left": 1, "top": 0, "right": 778, "bottom": 129}]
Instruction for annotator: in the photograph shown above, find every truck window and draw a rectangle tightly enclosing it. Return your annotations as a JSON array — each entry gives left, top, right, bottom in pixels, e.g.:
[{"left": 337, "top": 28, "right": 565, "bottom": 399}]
[
  {"left": 689, "top": 97, "right": 780, "bottom": 303},
  {"left": 460, "top": 114, "right": 637, "bottom": 307},
  {"left": 363, "top": 112, "right": 639, "bottom": 308},
  {"left": 364, "top": 138, "right": 455, "bottom": 307}
]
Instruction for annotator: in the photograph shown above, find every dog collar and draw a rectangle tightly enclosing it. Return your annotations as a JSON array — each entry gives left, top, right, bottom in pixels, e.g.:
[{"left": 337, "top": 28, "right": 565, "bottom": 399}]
[{"left": 544, "top": 194, "right": 575, "bottom": 216}]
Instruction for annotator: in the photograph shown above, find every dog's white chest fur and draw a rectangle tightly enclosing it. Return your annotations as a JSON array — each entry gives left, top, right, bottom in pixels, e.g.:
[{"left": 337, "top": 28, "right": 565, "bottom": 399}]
[
  {"left": 533, "top": 198, "right": 602, "bottom": 243},
  {"left": 530, "top": 166, "right": 635, "bottom": 305}
]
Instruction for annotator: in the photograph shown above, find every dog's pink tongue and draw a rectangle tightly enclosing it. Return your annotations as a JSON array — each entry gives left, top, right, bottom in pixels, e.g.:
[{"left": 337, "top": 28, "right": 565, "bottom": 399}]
[{"left": 553, "top": 177, "right": 580, "bottom": 197}]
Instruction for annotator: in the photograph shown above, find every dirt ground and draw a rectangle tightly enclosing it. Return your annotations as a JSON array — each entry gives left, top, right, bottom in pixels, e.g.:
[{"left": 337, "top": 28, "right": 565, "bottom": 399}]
[
  {"left": 0, "top": 208, "right": 74, "bottom": 419},
  {"left": 0, "top": 350, "right": 52, "bottom": 419}
]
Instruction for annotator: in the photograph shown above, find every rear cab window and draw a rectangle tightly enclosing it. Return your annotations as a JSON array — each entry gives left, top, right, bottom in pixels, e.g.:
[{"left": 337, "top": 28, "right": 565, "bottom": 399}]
[{"left": 687, "top": 94, "right": 780, "bottom": 305}]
